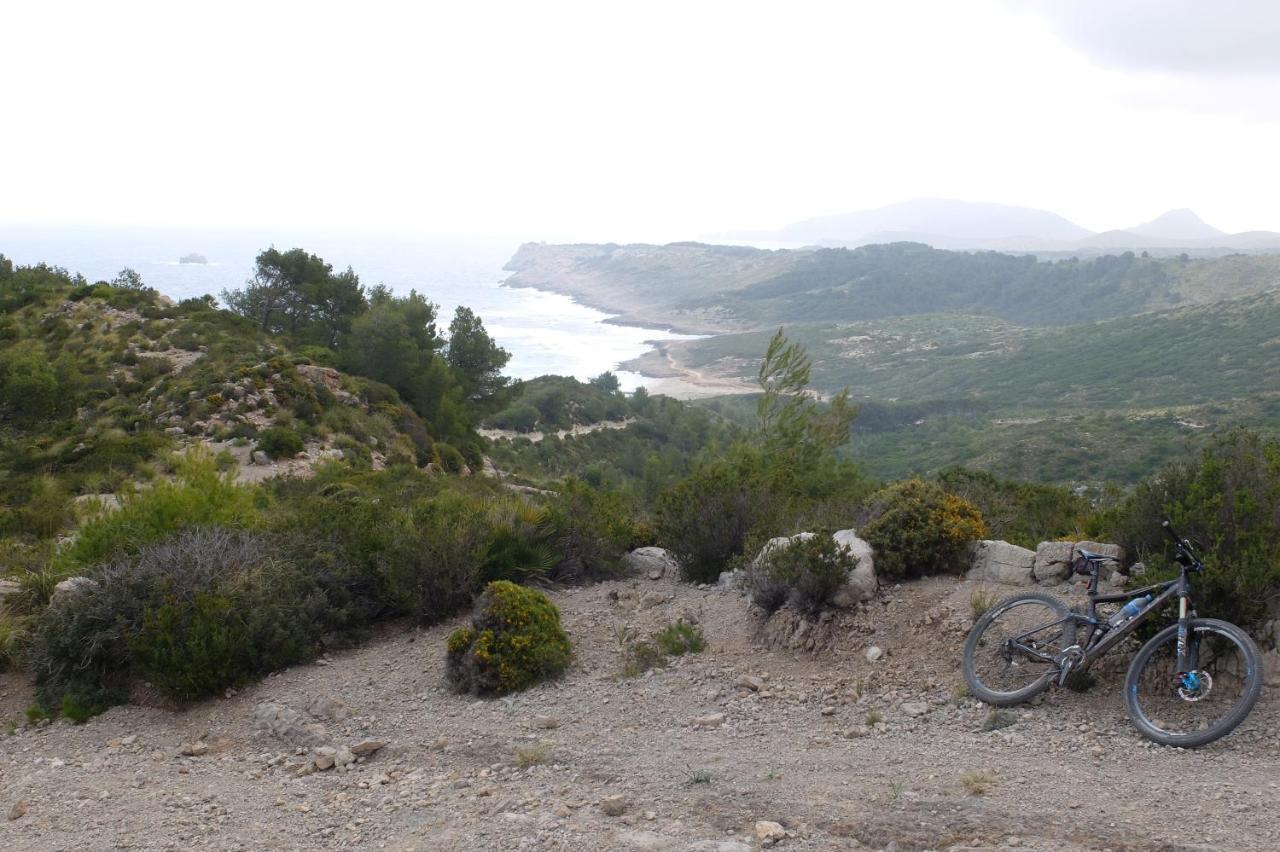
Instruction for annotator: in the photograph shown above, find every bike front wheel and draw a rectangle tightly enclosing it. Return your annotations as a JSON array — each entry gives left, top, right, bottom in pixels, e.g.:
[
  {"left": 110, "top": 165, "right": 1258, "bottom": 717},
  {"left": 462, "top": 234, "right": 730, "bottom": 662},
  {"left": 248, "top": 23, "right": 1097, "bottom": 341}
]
[
  {"left": 1125, "top": 618, "right": 1263, "bottom": 748},
  {"left": 963, "top": 591, "right": 1075, "bottom": 706}
]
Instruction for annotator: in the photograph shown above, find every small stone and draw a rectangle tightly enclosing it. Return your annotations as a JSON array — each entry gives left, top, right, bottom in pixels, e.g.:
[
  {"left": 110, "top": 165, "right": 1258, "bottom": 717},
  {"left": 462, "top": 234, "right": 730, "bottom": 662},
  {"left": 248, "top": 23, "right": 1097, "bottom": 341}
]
[
  {"left": 251, "top": 449, "right": 271, "bottom": 466},
  {"left": 181, "top": 741, "right": 209, "bottom": 757},
  {"left": 820, "top": 706, "right": 836, "bottom": 716},
  {"left": 755, "top": 820, "right": 786, "bottom": 841},
  {"left": 693, "top": 713, "right": 726, "bottom": 728},
  {"left": 8, "top": 800, "right": 28, "bottom": 821},
  {"left": 120, "top": 735, "right": 138, "bottom": 746},
  {"left": 532, "top": 715, "right": 560, "bottom": 730},
  {"left": 554, "top": 804, "right": 572, "bottom": 818},
  {"left": 350, "top": 740, "right": 386, "bottom": 757},
  {"left": 864, "top": 646, "right": 884, "bottom": 663},
  {"left": 313, "top": 746, "right": 337, "bottom": 771},
  {"left": 900, "top": 701, "right": 929, "bottom": 718},
  {"left": 334, "top": 746, "right": 356, "bottom": 768},
  {"left": 601, "top": 794, "right": 628, "bottom": 816},
  {"left": 734, "top": 674, "right": 764, "bottom": 692}
]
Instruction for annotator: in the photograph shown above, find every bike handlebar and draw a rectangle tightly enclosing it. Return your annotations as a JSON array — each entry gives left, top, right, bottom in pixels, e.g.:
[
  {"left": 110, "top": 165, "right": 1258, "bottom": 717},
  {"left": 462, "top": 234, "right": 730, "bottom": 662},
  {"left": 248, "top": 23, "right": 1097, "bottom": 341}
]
[{"left": 1161, "top": 519, "right": 1202, "bottom": 569}]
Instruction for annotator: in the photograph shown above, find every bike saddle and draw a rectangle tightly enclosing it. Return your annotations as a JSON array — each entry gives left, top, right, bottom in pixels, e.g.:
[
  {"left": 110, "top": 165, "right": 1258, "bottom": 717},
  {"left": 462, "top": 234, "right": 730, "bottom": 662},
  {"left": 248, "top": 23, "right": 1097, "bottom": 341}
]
[{"left": 1077, "top": 548, "right": 1117, "bottom": 562}]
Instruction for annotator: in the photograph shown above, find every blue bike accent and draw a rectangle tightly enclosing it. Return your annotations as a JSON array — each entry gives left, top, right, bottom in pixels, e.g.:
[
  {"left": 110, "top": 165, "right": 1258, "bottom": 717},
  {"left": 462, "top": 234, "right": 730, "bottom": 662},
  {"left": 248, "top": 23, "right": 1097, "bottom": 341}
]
[{"left": 1181, "top": 672, "right": 1201, "bottom": 691}]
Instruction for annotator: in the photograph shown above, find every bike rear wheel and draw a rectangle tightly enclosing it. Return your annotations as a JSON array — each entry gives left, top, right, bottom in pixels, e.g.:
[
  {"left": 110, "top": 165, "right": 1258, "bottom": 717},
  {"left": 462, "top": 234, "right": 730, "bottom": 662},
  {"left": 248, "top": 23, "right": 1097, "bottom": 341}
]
[
  {"left": 963, "top": 591, "right": 1075, "bottom": 706},
  {"left": 1125, "top": 618, "right": 1263, "bottom": 748}
]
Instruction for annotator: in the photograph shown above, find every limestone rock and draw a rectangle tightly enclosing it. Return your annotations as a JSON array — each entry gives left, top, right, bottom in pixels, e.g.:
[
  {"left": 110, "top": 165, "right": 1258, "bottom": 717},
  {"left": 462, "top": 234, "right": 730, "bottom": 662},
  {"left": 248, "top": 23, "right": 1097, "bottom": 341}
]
[
  {"left": 967, "top": 540, "right": 1036, "bottom": 585},
  {"left": 313, "top": 746, "right": 337, "bottom": 771},
  {"left": 50, "top": 576, "right": 99, "bottom": 607},
  {"left": 532, "top": 715, "right": 561, "bottom": 729},
  {"left": 755, "top": 821, "right": 786, "bottom": 842},
  {"left": 350, "top": 739, "right": 386, "bottom": 757},
  {"left": 1074, "top": 541, "right": 1125, "bottom": 581},
  {"left": 692, "top": 712, "right": 725, "bottom": 728},
  {"left": 900, "top": 701, "right": 929, "bottom": 718},
  {"left": 306, "top": 695, "right": 352, "bottom": 721},
  {"left": 735, "top": 674, "right": 764, "bottom": 692},
  {"left": 864, "top": 645, "right": 884, "bottom": 663},
  {"left": 624, "top": 547, "right": 680, "bottom": 581},
  {"left": 8, "top": 800, "right": 28, "bottom": 821},
  {"left": 832, "top": 529, "right": 878, "bottom": 605},
  {"left": 600, "top": 794, "right": 628, "bottom": 816},
  {"left": 1033, "top": 541, "right": 1075, "bottom": 585},
  {"left": 253, "top": 702, "right": 327, "bottom": 747},
  {"left": 251, "top": 449, "right": 271, "bottom": 466}
]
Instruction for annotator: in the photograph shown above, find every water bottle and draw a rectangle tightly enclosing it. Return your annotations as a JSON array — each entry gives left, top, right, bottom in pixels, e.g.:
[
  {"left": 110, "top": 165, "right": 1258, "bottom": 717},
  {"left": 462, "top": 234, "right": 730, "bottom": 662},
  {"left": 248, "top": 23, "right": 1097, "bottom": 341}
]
[{"left": 1107, "top": 595, "right": 1153, "bottom": 628}]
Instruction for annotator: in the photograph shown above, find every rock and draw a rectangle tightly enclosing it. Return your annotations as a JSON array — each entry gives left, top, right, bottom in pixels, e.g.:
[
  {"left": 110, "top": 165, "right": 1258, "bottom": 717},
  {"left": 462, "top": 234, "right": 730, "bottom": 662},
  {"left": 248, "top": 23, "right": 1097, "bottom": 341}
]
[
  {"left": 967, "top": 540, "right": 1036, "bottom": 585},
  {"left": 832, "top": 529, "right": 878, "bottom": 604},
  {"left": 253, "top": 703, "right": 327, "bottom": 747},
  {"left": 900, "top": 701, "right": 929, "bottom": 718},
  {"left": 755, "top": 821, "right": 786, "bottom": 841},
  {"left": 1129, "top": 561, "right": 1146, "bottom": 577},
  {"left": 350, "top": 739, "right": 386, "bottom": 756},
  {"left": 306, "top": 696, "right": 352, "bottom": 721},
  {"left": 864, "top": 645, "right": 884, "bottom": 663},
  {"left": 619, "top": 829, "right": 676, "bottom": 850},
  {"left": 717, "top": 570, "right": 744, "bottom": 590},
  {"left": 296, "top": 364, "right": 345, "bottom": 392},
  {"left": 164, "top": 425, "right": 185, "bottom": 436},
  {"left": 624, "top": 547, "right": 681, "bottom": 581},
  {"left": 334, "top": 746, "right": 356, "bottom": 768},
  {"left": 1033, "top": 541, "right": 1076, "bottom": 585},
  {"left": 8, "top": 800, "right": 28, "bottom": 821},
  {"left": 251, "top": 450, "right": 271, "bottom": 466},
  {"left": 313, "top": 746, "right": 338, "bottom": 771},
  {"left": 0, "top": 578, "right": 19, "bottom": 603},
  {"left": 688, "top": 842, "right": 751, "bottom": 852},
  {"left": 692, "top": 713, "right": 725, "bottom": 728},
  {"left": 532, "top": 715, "right": 561, "bottom": 730},
  {"left": 601, "top": 794, "right": 628, "bottom": 816},
  {"left": 750, "top": 534, "right": 816, "bottom": 573},
  {"left": 734, "top": 674, "right": 764, "bottom": 692},
  {"left": 50, "top": 576, "right": 98, "bottom": 606},
  {"left": 180, "top": 741, "right": 208, "bottom": 757}
]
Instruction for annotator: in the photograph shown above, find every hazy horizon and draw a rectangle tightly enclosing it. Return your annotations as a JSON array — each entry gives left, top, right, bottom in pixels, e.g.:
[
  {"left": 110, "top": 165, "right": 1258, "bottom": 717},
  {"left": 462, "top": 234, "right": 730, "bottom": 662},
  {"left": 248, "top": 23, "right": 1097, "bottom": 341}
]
[{"left": 5, "top": 1, "right": 1280, "bottom": 244}]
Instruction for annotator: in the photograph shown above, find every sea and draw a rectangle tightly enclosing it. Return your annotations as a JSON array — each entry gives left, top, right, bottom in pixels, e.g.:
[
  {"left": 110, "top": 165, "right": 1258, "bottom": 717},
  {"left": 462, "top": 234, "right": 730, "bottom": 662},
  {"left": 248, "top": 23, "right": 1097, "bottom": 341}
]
[{"left": 0, "top": 225, "right": 698, "bottom": 392}]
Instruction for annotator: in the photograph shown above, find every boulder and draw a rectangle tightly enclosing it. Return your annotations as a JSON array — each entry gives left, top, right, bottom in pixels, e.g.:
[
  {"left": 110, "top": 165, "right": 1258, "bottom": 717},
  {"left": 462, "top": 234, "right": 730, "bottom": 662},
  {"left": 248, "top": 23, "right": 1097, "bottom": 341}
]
[
  {"left": 1033, "top": 541, "right": 1075, "bottom": 585},
  {"left": 967, "top": 540, "right": 1036, "bottom": 585},
  {"left": 251, "top": 450, "right": 271, "bottom": 466},
  {"left": 50, "top": 576, "right": 99, "bottom": 606},
  {"left": 832, "top": 529, "right": 878, "bottom": 605},
  {"left": 0, "top": 578, "right": 19, "bottom": 605},
  {"left": 750, "top": 534, "right": 816, "bottom": 572},
  {"left": 624, "top": 547, "right": 680, "bottom": 581},
  {"left": 253, "top": 702, "right": 327, "bottom": 747}
]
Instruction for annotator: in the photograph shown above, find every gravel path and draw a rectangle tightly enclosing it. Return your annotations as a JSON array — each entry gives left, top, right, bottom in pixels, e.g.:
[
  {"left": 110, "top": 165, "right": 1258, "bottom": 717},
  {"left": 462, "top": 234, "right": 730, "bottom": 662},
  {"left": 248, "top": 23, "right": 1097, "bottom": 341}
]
[{"left": 3, "top": 573, "right": 1278, "bottom": 851}]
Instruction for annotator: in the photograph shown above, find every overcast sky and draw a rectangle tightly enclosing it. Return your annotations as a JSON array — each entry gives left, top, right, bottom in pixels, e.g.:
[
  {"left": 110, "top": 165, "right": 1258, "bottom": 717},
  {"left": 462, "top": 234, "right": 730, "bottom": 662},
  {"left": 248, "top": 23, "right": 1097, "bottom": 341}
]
[{"left": 5, "top": 0, "right": 1280, "bottom": 241}]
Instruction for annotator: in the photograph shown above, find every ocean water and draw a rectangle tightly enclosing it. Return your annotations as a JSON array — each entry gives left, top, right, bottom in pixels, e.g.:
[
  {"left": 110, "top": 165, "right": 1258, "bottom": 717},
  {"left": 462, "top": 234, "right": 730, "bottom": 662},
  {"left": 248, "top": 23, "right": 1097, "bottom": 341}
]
[{"left": 0, "top": 225, "right": 698, "bottom": 390}]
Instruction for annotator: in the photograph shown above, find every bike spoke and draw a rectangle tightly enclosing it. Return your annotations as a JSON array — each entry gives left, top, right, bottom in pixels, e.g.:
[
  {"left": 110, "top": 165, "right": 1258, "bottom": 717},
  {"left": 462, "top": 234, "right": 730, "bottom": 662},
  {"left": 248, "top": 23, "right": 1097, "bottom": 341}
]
[
  {"left": 971, "top": 600, "right": 1068, "bottom": 696},
  {"left": 1130, "top": 626, "right": 1254, "bottom": 739}
]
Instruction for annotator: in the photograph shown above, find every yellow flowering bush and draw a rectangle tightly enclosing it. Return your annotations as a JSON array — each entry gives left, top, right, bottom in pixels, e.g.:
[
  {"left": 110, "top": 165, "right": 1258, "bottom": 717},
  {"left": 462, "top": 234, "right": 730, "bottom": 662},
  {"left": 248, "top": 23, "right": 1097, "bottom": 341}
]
[
  {"left": 862, "top": 478, "right": 987, "bottom": 580},
  {"left": 445, "top": 581, "right": 571, "bottom": 696}
]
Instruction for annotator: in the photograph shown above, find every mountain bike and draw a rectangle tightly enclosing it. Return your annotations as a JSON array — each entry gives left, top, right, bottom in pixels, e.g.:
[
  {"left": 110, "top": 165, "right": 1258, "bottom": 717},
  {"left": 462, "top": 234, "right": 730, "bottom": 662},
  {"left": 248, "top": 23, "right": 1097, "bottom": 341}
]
[{"left": 962, "top": 520, "right": 1263, "bottom": 747}]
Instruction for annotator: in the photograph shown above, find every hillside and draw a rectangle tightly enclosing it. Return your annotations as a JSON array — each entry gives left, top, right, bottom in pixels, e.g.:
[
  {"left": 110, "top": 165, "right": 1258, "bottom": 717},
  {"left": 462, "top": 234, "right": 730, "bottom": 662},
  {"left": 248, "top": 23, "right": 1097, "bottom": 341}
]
[{"left": 505, "top": 241, "right": 1280, "bottom": 334}]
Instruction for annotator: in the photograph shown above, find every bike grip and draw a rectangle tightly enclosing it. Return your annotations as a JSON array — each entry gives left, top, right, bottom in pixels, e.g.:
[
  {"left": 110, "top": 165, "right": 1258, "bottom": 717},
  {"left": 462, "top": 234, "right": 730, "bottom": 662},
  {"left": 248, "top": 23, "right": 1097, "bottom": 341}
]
[{"left": 1160, "top": 519, "right": 1182, "bottom": 544}]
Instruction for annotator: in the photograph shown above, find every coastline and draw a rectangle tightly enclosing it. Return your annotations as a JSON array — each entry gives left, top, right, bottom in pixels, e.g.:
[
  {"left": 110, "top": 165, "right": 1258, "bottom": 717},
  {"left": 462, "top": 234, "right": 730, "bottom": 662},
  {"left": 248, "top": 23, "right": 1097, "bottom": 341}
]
[{"left": 498, "top": 279, "right": 753, "bottom": 400}]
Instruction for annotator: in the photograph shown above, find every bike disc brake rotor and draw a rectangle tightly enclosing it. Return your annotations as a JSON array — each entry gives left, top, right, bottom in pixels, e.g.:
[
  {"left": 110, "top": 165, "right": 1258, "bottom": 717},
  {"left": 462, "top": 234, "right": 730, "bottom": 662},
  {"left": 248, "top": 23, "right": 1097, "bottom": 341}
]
[{"left": 1177, "top": 670, "right": 1213, "bottom": 702}]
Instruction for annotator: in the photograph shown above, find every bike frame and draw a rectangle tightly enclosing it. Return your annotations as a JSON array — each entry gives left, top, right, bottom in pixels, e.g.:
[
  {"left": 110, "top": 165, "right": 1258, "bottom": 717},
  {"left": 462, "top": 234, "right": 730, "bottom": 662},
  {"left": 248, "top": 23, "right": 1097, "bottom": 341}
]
[{"left": 1011, "top": 567, "right": 1198, "bottom": 674}]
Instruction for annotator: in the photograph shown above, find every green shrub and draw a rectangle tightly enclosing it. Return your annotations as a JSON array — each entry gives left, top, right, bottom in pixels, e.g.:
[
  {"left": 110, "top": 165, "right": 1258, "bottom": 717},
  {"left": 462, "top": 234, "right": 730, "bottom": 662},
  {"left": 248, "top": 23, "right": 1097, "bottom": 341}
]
[
  {"left": 747, "top": 533, "right": 857, "bottom": 615},
  {"left": 622, "top": 620, "right": 706, "bottom": 676},
  {"left": 436, "top": 442, "right": 466, "bottom": 473},
  {"left": 481, "top": 496, "right": 556, "bottom": 585},
  {"left": 21, "top": 476, "right": 73, "bottom": 539},
  {"left": 937, "top": 467, "right": 1085, "bottom": 550},
  {"left": 256, "top": 426, "right": 304, "bottom": 460},
  {"left": 1096, "top": 429, "right": 1280, "bottom": 632},
  {"left": 385, "top": 491, "right": 491, "bottom": 622},
  {"left": 446, "top": 580, "right": 571, "bottom": 696},
  {"left": 544, "top": 479, "right": 640, "bottom": 582},
  {"left": 654, "top": 620, "right": 706, "bottom": 656},
  {"left": 58, "top": 450, "right": 260, "bottom": 575},
  {"left": 657, "top": 446, "right": 777, "bottom": 583},
  {"left": 862, "top": 478, "right": 987, "bottom": 580},
  {"left": 27, "top": 528, "right": 332, "bottom": 715}
]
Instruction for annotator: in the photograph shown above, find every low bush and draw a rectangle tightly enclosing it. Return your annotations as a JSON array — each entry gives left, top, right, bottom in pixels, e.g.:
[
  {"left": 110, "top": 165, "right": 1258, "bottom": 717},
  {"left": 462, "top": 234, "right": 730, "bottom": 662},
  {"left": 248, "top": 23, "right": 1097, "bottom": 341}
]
[
  {"left": 862, "top": 478, "right": 986, "bottom": 580},
  {"left": 446, "top": 580, "right": 571, "bottom": 696},
  {"left": 937, "top": 467, "right": 1085, "bottom": 550},
  {"left": 57, "top": 450, "right": 261, "bottom": 578},
  {"left": 747, "top": 533, "right": 857, "bottom": 615},
  {"left": 1096, "top": 429, "right": 1280, "bottom": 632},
  {"left": 256, "top": 426, "right": 304, "bottom": 460},
  {"left": 27, "top": 528, "right": 333, "bottom": 715},
  {"left": 544, "top": 479, "right": 643, "bottom": 582},
  {"left": 622, "top": 619, "right": 706, "bottom": 676},
  {"left": 657, "top": 446, "right": 777, "bottom": 583}
]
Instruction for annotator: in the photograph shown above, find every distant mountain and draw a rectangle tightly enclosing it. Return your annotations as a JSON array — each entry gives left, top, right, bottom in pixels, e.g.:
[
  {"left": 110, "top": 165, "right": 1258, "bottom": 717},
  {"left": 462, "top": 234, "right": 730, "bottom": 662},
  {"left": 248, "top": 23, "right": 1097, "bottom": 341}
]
[
  {"left": 724, "top": 199, "right": 1280, "bottom": 254},
  {"left": 1129, "top": 208, "right": 1225, "bottom": 242},
  {"left": 728, "top": 199, "right": 1092, "bottom": 248}
]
